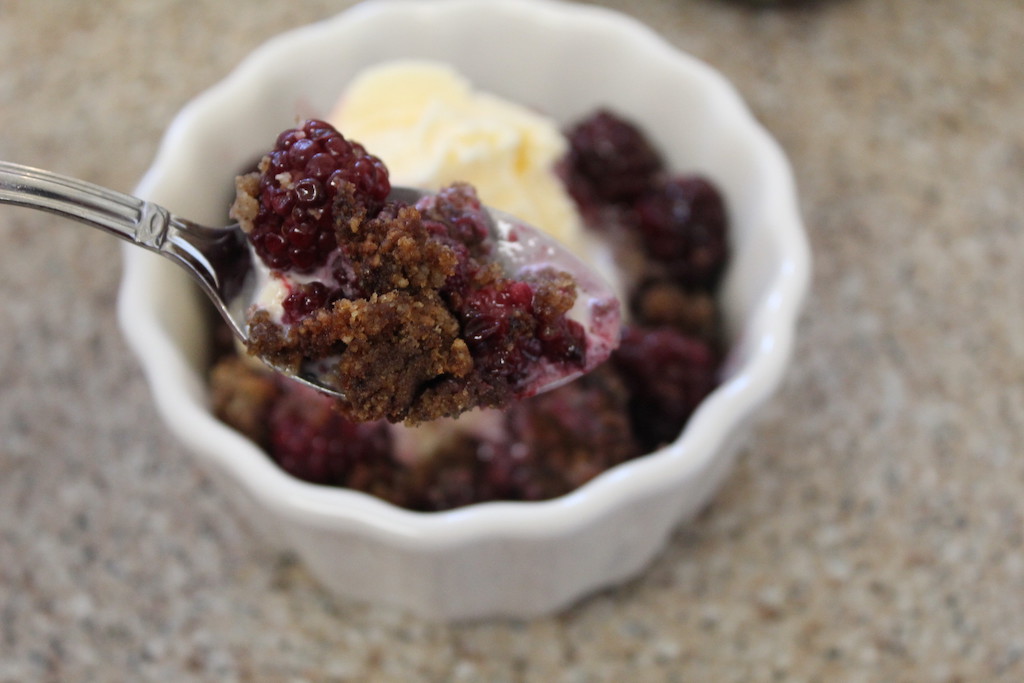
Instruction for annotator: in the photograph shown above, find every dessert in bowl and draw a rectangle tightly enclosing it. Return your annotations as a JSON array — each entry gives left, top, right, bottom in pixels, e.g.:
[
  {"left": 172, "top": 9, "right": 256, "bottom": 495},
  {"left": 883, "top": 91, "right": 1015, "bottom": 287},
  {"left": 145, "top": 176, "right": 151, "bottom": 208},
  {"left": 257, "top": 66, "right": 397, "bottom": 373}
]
[{"left": 118, "top": 0, "right": 809, "bottom": 619}]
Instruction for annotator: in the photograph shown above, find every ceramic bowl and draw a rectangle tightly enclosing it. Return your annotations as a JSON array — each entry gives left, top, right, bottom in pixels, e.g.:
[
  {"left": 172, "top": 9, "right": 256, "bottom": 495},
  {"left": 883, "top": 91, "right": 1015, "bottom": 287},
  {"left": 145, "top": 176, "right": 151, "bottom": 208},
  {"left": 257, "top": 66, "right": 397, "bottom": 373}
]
[{"left": 118, "top": 0, "right": 809, "bottom": 620}]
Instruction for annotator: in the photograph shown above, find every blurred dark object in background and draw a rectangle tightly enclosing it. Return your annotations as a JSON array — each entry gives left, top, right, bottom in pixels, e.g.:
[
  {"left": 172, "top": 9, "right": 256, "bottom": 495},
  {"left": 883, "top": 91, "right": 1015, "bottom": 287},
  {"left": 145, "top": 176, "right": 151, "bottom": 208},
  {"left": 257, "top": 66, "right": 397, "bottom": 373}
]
[{"left": 716, "top": 0, "right": 832, "bottom": 8}]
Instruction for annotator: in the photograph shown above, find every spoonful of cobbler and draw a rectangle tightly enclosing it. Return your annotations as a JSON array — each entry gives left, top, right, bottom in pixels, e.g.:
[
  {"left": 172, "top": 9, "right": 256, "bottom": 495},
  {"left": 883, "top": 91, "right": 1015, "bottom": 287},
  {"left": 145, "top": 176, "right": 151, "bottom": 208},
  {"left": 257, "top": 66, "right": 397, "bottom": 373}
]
[{"left": 0, "top": 119, "right": 621, "bottom": 424}]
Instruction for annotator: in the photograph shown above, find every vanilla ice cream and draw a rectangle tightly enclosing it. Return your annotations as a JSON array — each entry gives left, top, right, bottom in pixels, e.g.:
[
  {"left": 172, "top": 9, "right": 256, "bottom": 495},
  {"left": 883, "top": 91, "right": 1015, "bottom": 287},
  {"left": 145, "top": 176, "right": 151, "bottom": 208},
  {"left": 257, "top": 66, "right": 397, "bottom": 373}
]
[{"left": 328, "top": 60, "right": 588, "bottom": 257}]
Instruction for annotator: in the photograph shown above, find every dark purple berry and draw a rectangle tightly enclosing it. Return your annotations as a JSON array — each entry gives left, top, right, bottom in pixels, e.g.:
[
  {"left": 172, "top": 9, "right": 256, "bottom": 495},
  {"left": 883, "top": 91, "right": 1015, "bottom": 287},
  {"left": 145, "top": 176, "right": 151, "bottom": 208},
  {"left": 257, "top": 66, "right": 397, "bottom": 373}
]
[
  {"left": 281, "top": 281, "right": 329, "bottom": 324},
  {"left": 633, "top": 176, "right": 729, "bottom": 288},
  {"left": 267, "top": 383, "right": 394, "bottom": 486},
  {"left": 612, "top": 326, "right": 719, "bottom": 449},
  {"left": 246, "top": 119, "right": 390, "bottom": 273},
  {"left": 565, "top": 109, "right": 663, "bottom": 203}
]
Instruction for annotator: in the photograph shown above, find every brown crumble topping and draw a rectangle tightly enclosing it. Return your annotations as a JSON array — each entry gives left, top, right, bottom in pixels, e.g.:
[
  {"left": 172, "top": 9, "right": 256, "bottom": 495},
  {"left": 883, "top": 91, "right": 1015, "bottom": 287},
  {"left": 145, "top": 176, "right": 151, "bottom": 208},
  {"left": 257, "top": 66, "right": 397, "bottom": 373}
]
[{"left": 633, "top": 279, "right": 720, "bottom": 340}]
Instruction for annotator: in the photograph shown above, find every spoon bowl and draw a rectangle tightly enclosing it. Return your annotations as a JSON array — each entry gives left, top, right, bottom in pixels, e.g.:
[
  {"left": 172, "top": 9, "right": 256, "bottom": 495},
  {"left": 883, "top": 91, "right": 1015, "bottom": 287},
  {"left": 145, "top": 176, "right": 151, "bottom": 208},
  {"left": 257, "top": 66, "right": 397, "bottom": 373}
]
[{"left": 0, "top": 160, "right": 617, "bottom": 404}]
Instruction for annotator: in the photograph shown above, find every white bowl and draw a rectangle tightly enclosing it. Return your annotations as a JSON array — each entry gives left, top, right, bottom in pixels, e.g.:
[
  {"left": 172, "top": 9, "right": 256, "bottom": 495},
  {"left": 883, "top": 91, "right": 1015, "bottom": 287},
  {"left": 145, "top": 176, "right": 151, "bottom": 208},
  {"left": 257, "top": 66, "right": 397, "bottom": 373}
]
[{"left": 118, "top": 0, "right": 809, "bottom": 620}]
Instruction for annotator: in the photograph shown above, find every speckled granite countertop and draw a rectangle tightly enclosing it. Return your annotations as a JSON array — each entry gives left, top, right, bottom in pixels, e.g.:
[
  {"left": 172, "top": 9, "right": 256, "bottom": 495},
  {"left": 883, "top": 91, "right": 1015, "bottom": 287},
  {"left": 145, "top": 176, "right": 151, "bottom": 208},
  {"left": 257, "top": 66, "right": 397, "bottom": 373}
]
[{"left": 1, "top": 1, "right": 1022, "bottom": 680}]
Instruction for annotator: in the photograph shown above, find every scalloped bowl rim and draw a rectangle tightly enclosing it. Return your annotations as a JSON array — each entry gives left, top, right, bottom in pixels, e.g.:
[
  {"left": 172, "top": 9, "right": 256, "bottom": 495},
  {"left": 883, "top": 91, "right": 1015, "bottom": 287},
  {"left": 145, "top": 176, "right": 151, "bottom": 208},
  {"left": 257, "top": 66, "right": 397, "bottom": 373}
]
[{"left": 118, "top": 0, "right": 809, "bottom": 549}]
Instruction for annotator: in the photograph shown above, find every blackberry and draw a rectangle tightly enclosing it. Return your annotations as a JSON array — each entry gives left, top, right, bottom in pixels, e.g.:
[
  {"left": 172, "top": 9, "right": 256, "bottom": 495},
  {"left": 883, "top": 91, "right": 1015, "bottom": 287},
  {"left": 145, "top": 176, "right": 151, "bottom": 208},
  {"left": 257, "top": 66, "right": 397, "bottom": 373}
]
[
  {"left": 565, "top": 109, "right": 663, "bottom": 204},
  {"left": 403, "top": 366, "right": 639, "bottom": 510},
  {"left": 612, "top": 326, "right": 719, "bottom": 449},
  {"left": 497, "top": 365, "right": 639, "bottom": 499},
  {"left": 415, "top": 182, "right": 491, "bottom": 251},
  {"left": 245, "top": 119, "right": 390, "bottom": 273},
  {"left": 458, "top": 270, "right": 585, "bottom": 396},
  {"left": 281, "top": 281, "right": 330, "bottom": 325},
  {"left": 633, "top": 176, "right": 729, "bottom": 289},
  {"left": 459, "top": 280, "right": 543, "bottom": 389},
  {"left": 267, "top": 382, "right": 395, "bottom": 488}
]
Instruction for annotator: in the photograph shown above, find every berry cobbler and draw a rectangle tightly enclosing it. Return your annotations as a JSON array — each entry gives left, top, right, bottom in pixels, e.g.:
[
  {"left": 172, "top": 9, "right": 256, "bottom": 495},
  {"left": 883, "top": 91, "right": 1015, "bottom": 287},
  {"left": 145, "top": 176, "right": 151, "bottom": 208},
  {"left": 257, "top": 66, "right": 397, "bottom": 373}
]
[
  {"left": 230, "top": 119, "right": 618, "bottom": 424},
  {"left": 210, "top": 65, "right": 729, "bottom": 511}
]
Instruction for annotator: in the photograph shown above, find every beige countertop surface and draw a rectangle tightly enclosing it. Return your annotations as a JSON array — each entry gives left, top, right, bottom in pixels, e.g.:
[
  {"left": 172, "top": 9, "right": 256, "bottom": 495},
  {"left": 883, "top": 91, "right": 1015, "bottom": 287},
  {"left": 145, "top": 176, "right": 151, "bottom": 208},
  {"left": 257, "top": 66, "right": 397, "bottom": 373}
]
[{"left": 2, "top": 0, "right": 1022, "bottom": 680}]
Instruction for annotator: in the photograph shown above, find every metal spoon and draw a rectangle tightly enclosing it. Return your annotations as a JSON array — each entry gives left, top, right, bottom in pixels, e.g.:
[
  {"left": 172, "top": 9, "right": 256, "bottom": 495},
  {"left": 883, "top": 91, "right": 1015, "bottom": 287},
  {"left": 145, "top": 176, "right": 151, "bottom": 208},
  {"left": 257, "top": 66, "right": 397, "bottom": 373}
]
[{"left": 0, "top": 161, "right": 619, "bottom": 399}]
